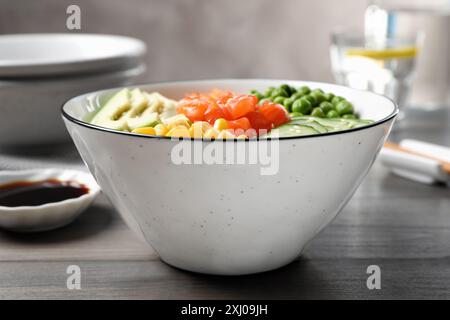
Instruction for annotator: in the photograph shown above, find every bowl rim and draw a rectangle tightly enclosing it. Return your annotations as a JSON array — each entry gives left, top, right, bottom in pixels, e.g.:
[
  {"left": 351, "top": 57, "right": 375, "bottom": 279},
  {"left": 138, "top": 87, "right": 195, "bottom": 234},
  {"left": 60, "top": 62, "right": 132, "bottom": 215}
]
[
  {"left": 0, "top": 33, "right": 146, "bottom": 77},
  {"left": 61, "top": 79, "right": 399, "bottom": 142}
]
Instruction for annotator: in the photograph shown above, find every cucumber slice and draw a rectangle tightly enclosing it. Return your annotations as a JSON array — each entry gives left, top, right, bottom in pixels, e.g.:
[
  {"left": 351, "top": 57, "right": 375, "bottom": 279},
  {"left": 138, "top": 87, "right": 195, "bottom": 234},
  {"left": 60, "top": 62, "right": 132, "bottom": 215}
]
[
  {"left": 293, "top": 116, "right": 353, "bottom": 131},
  {"left": 91, "top": 88, "right": 132, "bottom": 130},
  {"left": 262, "top": 115, "right": 374, "bottom": 138},
  {"left": 347, "top": 119, "right": 373, "bottom": 128},
  {"left": 267, "top": 123, "right": 319, "bottom": 137},
  {"left": 313, "top": 117, "right": 372, "bottom": 131},
  {"left": 290, "top": 116, "right": 373, "bottom": 132},
  {"left": 288, "top": 118, "right": 328, "bottom": 133}
]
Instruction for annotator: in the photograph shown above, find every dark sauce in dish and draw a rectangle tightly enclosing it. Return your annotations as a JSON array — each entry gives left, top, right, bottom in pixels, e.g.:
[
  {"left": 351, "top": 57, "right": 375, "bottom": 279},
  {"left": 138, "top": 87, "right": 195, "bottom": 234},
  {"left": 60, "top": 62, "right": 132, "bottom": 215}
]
[{"left": 0, "top": 179, "right": 89, "bottom": 207}]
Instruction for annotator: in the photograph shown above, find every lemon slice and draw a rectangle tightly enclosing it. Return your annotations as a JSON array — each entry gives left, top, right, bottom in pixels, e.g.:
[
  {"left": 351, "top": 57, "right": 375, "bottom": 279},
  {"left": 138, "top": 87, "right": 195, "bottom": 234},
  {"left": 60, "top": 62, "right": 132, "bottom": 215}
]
[{"left": 346, "top": 47, "right": 418, "bottom": 60}]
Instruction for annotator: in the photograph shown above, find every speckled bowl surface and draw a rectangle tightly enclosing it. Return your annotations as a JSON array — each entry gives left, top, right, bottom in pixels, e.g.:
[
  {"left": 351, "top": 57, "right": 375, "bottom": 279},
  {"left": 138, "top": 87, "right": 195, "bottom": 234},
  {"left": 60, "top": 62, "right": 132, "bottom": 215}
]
[{"left": 62, "top": 79, "right": 397, "bottom": 275}]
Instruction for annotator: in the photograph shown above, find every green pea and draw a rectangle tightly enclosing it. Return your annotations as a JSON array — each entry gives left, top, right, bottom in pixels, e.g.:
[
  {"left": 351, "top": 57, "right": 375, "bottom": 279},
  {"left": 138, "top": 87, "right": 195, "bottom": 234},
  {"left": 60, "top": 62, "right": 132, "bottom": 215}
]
[
  {"left": 271, "top": 88, "right": 289, "bottom": 99},
  {"left": 290, "top": 112, "right": 304, "bottom": 117},
  {"left": 326, "top": 110, "right": 340, "bottom": 118},
  {"left": 250, "top": 90, "right": 264, "bottom": 101},
  {"left": 283, "top": 97, "right": 295, "bottom": 111},
  {"left": 298, "top": 86, "right": 311, "bottom": 95},
  {"left": 292, "top": 98, "right": 312, "bottom": 114},
  {"left": 342, "top": 114, "right": 356, "bottom": 119},
  {"left": 319, "top": 101, "right": 333, "bottom": 114},
  {"left": 264, "top": 87, "right": 275, "bottom": 98},
  {"left": 311, "top": 91, "right": 327, "bottom": 104},
  {"left": 289, "top": 86, "right": 297, "bottom": 95},
  {"left": 280, "top": 84, "right": 292, "bottom": 96},
  {"left": 312, "top": 88, "right": 324, "bottom": 94},
  {"left": 331, "top": 96, "right": 345, "bottom": 105},
  {"left": 273, "top": 96, "right": 286, "bottom": 105},
  {"left": 291, "top": 92, "right": 304, "bottom": 100},
  {"left": 324, "top": 92, "right": 335, "bottom": 101},
  {"left": 335, "top": 100, "right": 354, "bottom": 115},
  {"left": 311, "top": 107, "right": 325, "bottom": 118},
  {"left": 258, "top": 98, "right": 270, "bottom": 105},
  {"left": 303, "top": 94, "right": 317, "bottom": 107}
]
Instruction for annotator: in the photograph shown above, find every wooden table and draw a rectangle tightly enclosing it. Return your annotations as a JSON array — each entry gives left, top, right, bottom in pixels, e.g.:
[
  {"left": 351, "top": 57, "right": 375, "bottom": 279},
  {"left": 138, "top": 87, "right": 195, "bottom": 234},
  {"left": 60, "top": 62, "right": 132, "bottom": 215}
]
[{"left": 1, "top": 120, "right": 449, "bottom": 299}]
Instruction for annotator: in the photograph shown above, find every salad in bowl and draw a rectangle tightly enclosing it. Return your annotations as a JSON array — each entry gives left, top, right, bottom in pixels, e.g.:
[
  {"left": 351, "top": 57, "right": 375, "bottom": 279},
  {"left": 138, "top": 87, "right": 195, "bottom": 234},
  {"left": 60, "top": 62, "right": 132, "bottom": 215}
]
[{"left": 87, "top": 82, "right": 373, "bottom": 139}]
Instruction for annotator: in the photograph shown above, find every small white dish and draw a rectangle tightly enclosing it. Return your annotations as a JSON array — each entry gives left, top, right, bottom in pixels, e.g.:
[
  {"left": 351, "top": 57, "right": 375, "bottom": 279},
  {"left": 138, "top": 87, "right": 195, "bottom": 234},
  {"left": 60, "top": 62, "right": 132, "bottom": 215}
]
[
  {"left": 0, "top": 168, "right": 100, "bottom": 232},
  {"left": 0, "top": 34, "right": 146, "bottom": 77}
]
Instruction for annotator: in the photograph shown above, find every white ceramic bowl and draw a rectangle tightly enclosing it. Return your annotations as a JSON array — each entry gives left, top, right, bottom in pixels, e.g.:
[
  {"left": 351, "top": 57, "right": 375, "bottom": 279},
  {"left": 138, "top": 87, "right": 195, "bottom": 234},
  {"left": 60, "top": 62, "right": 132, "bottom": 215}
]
[
  {"left": 62, "top": 80, "right": 397, "bottom": 275},
  {"left": 0, "top": 64, "right": 145, "bottom": 146},
  {"left": 0, "top": 34, "right": 146, "bottom": 77},
  {"left": 0, "top": 168, "right": 100, "bottom": 232}
]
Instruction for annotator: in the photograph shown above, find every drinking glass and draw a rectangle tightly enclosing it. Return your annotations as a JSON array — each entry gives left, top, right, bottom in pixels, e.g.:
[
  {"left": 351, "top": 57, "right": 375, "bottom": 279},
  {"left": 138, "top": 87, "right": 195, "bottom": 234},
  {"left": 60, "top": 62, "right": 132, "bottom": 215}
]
[
  {"left": 366, "top": 0, "right": 450, "bottom": 113},
  {"left": 330, "top": 30, "right": 423, "bottom": 122}
]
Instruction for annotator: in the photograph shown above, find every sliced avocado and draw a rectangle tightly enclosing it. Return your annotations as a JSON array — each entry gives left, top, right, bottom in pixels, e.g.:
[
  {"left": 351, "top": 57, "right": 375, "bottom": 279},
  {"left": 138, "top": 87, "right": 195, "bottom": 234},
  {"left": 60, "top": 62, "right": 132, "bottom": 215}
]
[
  {"left": 126, "top": 89, "right": 161, "bottom": 130},
  {"left": 140, "top": 92, "right": 177, "bottom": 122},
  {"left": 127, "top": 111, "right": 159, "bottom": 131},
  {"left": 153, "top": 92, "right": 177, "bottom": 122},
  {"left": 143, "top": 92, "right": 165, "bottom": 113},
  {"left": 130, "top": 88, "right": 148, "bottom": 110},
  {"left": 160, "top": 107, "right": 177, "bottom": 122},
  {"left": 91, "top": 88, "right": 132, "bottom": 130},
  {"left": 91, "top": 88, "right": 180, "bottom": 131}
]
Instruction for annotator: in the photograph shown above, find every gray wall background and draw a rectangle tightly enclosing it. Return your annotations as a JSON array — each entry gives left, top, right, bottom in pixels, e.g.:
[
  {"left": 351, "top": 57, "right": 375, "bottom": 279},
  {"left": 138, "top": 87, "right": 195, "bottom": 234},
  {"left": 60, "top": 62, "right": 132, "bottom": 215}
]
[{"left": 0, "top": 0, "right": 366, "bottom": 82}]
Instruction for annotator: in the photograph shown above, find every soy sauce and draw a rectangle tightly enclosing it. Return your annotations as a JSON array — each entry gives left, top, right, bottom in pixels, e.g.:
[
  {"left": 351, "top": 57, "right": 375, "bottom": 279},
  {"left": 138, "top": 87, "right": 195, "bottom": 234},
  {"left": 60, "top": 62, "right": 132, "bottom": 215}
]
[{"left": 0, "top": 179, "right": 89, "bottom": 207}]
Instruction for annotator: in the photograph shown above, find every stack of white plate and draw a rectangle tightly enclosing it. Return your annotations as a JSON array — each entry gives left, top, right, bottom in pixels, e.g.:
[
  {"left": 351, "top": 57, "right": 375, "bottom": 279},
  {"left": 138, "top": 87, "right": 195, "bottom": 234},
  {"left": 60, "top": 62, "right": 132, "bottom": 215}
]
[{"left": 0, "top": 33, "right": 146, "bottom": 146}]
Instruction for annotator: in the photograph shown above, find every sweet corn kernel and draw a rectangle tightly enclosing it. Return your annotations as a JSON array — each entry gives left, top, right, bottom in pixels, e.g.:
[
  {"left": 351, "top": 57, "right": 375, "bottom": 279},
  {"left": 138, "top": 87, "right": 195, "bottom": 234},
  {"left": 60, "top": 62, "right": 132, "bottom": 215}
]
[
  {"left": 213, "top": 118, "right": 228, "bottom": 131},
  {"left": 189, "top": 125, "right": 203, "bottom": 138},
  {"left": 168, "top": 120, "right": 190, "bottom": 130},
  {"left": 204, "top": 128, "right": 220, "bottom": 139},
  {"left": 191, "top": 121, "right": 211, "bottom": 133},
  {"left": 217, "top": 130, "right": 236, "bottom": 140},
  {"left": 154, "top": 123, "right": 168, "bottom": 136},
  {"left": 163, "top": 114, "right": 189, "bottom": 124},
  {"left": 132, "top": 127, "right": 156, "bottom": 135},
  {"left": 166, "top": 125, "right": 191, "bottom": 138}
]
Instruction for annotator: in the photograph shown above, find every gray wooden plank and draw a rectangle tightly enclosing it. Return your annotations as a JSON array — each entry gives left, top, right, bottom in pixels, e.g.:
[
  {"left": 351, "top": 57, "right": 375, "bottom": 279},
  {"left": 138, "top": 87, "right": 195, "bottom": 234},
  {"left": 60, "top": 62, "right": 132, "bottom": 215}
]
[
  {"left": 1, "top": 257, "right": 449, "bottom": 299},
  {"left": 0, "top": 195, "right": 154, "bottom": 262}
]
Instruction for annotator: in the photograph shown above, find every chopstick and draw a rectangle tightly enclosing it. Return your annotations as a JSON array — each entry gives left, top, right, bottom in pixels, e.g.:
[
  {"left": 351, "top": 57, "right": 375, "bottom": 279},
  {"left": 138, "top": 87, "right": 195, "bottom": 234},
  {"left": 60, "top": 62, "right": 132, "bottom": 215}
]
[{"left": 384, "top": 141, "right": 450, "bottom": 174}]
